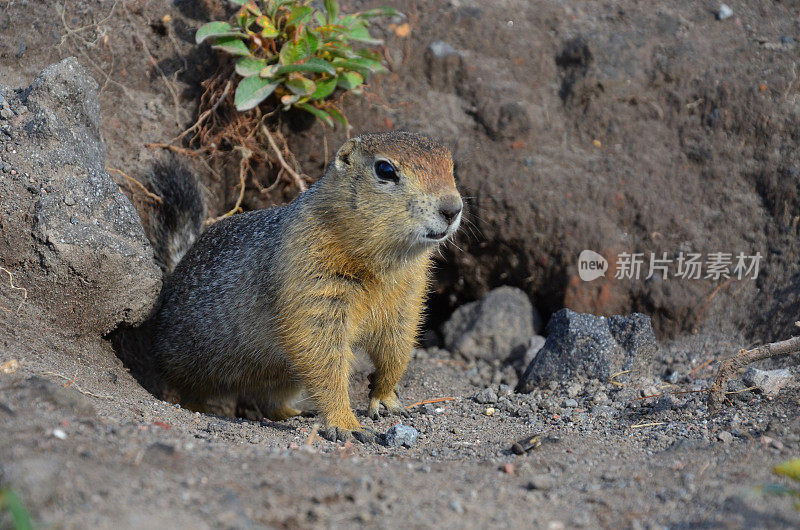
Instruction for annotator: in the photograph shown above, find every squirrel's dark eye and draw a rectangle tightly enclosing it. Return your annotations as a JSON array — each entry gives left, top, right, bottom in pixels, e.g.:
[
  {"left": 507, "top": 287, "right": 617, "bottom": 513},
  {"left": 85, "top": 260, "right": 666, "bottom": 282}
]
[{"left": 374, "top": 160, "right": 399, "bottom": 183}]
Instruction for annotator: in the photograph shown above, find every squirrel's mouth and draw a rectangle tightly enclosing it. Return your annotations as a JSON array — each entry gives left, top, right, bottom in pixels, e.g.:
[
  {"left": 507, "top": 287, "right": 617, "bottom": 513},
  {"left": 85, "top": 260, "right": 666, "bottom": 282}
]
[{"left": 423, "top": 230, "right": 449, "bottom": 242}]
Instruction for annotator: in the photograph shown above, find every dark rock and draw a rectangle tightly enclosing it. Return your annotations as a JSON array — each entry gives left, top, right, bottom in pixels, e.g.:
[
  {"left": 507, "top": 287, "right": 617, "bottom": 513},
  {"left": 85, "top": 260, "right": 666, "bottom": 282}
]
[
  {"left": 442, "top": 286, "right": 536, "bottom": 361},
  {"left": 517, "top": 309, "right": 657, "bottom": 392},
  {"left": 383, "top": 424, "right": 419, "bottom": 448},
  {"left": 2, "top": 58, "right": 161, "bottom": 334}
]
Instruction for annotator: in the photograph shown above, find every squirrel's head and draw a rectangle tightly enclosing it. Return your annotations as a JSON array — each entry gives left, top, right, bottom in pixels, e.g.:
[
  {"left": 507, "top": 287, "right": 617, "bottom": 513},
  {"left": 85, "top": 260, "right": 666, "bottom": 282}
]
[{"left": 321, "top": 131, "right": 462, "bottom": 262}]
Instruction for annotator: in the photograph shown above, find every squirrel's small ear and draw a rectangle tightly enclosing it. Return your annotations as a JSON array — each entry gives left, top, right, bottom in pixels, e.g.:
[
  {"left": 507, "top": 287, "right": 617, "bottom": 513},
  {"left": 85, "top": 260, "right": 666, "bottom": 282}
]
[{"left": 335, "top": 138, "right": 360, "bottom": 169}]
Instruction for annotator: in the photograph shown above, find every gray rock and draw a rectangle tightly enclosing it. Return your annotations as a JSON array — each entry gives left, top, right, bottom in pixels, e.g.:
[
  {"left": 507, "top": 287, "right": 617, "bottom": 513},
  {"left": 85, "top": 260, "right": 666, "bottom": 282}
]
[
  {"left": 517, "top": 309, "right": 657, "bottom": 392},
  {"left": 0, "top": 107, "right": 13, "bottom": 119},
  {"left": 497, "top": 384, "right": 514, "bottom": 397},
  {"left": 522, "top": 335, "right": 546, "bottom": 366},
  {"left": 429, "top": 40, "right": 458, "bottom": 58},
  {"left": 474, "top": 387, "right": 498, "bottom": 404},
  {"left": 443, "top": 286, "right": 537, "bottom": 361},
  {"left": 1, "top": 58, "right": 161, "bottom": 334},
  {"left": 563, "top": 398, "right": 578, "bottom": 408},
  {"left": 383, "top": 424, "right": 419, "bottom": 448},
  {"left": 590, "top": 404, "right": 617, "bottom": 418},
  {"left": 717, "top": 431, "right": 733, "bottom": 444},
  {"left": 743, "top": 367, "right": 792, "bottom": 396}
]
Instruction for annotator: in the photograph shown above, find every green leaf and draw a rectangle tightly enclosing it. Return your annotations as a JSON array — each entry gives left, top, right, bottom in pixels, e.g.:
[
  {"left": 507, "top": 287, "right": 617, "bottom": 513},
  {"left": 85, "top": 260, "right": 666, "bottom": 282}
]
[
  {"left": 336, "top": 71, "right": 363, "bottom": 90},
  {"left": 196, "top": 21, "right": 241, "bottom": 44},
  {"left": 260, "top": 64, "right": 279, "bottom": 78},
  {"left": 323, "top": 0, "right": 339, "bottom": 23},
  {"left": 332, "top": 57, "right": 386, "bottom": 77},
  {"left": 305, "top": 28, "right": 319, "bottom": 54},
  {"left": 775, "top": 459, "right": 800, "bottom": 482},
  {"left": 255, "top": 15, "right": 279, "bottom": 38},
  {"left": 212, "top": 36, "right": 252, "bottom": 56},
  {"left": 235, "top": 57, "right": 269, "bottom": 77},
  {"left": 279, "top": 39, "right": 311, "bottom": 65},
  {"left": 355, "top": 48, "right": 383, "bottom": 62},
  {"left": 228, "top": 0, "right": 248, "bottom": 5},
  {"left": 243, "top": 2, "right": 262, "bottom": 16},
  {"left": 0, "top": 489, "right": 33, "bottom": 530},
  {"left": 358, "top": 7, "right": 400, "bottom": 18},
  {"left": 327, "top": 106, "right": 347, "bottom": 128},
  {"left": 287, "top": 5, "right": 314, "bottom": 27},
  {"left": 285, "top": 75, "right": 317, "bottom": 96},
  {"left": 312, "top": 76, "right": 337, "bottom": 99},
  {"left": 347, "top": 22, "right": 382, "bottom": 45},
  {"left": 276, "top": 58, "right": 336, "bottom": 76},
  {"left": 234, "top": 76, "right": 278, "bottom": 110},
  {"left": 296, "top": 103, "right": 334, "bottom": 127}
]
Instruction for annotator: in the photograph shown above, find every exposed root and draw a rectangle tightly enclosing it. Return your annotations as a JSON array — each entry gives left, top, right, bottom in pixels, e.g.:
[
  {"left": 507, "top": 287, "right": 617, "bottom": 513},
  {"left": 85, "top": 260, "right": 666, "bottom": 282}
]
[
  {"left": 206, "top": 146, "right": 252, "bottom": 224},
  {"left": 147, "top": 69, "right": 310, "bottom": 218},
  {"left": 107, "top": 167, "right": 162, "bottom": 205},
  {"left": 0, "top": 266, "right": 27, "bottom": 311},
  {"left": 262, "top": 125, "right": 307, "bottom": 192}
]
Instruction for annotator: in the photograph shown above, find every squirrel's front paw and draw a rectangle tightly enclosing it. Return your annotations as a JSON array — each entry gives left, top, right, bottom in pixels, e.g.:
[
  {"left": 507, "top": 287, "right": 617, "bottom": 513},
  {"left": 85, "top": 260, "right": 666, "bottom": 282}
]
[
  {"left": 321, "top": 425, "right": 377, "bottom": 444},
  {"left": 367, "top": 392, "right": 410, "bottom": 421}
]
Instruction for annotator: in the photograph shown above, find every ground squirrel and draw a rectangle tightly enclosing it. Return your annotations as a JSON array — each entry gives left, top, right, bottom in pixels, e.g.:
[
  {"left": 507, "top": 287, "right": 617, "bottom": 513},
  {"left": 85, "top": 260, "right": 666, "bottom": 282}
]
[{"left": 150, "top": 131, "right": 462, "bottom": 442}]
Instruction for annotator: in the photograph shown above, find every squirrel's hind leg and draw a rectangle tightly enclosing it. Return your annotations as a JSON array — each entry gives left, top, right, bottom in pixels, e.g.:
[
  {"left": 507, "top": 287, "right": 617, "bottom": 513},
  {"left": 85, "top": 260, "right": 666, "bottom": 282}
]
[{"left": 251, "top": 384, "right": 304, "bottom": 421}]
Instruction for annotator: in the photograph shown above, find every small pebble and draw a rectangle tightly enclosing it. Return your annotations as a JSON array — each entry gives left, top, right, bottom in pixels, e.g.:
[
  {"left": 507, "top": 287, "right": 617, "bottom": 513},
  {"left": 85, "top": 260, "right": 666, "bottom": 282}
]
[
  {"left": 52, "top": 429, "right": 67, "bottom": 440},
  {"left": 717, "top": 4, "right": 733, "bottom": 20},
  {"left": 474, "top": 387, "right": 498, "bottom": 404},
  {"left": 484, "top": 407, "right": 496, "bottom": 416},
  {"left": 383, "top": 424, "right": 419, "bottom": 448},
  {"left": 717, "top": 431, "right": 733, "bottom": 444}
]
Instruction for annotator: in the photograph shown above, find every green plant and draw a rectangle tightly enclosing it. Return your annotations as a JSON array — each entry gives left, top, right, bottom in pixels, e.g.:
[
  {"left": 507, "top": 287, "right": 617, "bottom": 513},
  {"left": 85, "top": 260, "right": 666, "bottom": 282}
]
[
  {"left": 0, "top": 489, "right": 33, "bottom": 530},
  {"left": 755, "top": 458, "right": 800, "bottom": 510},
  {"left": 195, "top": 0, "right": 397, "bottom": 127}
]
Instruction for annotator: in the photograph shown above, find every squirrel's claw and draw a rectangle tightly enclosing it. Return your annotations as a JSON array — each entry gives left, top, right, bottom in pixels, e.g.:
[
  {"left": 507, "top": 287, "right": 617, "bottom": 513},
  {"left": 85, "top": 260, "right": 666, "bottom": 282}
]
[
  {"left": 321, "top": 426, "right": 377, "bottom": 444},
  {"left": 368, "top": 395, "right": 410, "bottom": 420}
]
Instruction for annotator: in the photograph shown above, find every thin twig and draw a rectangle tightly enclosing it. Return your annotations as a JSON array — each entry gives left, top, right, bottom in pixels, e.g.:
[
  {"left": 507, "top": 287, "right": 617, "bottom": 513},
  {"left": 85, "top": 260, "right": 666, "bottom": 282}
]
[
  {"left": 609, "top": 370, "right": 631, "bottom": 388},
  {"left": 40, "top": 371, "right": 115, "bottom": 400},
  {"left": 631, "top": 422, "right": 666, "bottom": 429},
  {"left": 405, "top": 397, "right": 457, "bottom": 409},
  {"left": 688, "top": 358, "right": 714, "bottom": 376},
  {"left": 262, "top": 125, "right": 307, "bottom": 191}
]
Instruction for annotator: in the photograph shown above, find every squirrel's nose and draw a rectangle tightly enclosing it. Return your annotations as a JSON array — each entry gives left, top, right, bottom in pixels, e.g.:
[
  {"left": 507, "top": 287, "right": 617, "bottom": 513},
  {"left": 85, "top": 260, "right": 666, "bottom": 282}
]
[{"left": 439, "top": 196, "right": 463, "bottom": 225}]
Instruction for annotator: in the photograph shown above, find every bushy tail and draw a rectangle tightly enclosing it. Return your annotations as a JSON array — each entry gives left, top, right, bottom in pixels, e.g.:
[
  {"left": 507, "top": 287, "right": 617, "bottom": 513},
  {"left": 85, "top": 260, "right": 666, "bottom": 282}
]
[{"left": 147, "top": 159, "right": 207, "bottom": 274}]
